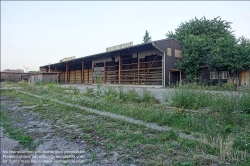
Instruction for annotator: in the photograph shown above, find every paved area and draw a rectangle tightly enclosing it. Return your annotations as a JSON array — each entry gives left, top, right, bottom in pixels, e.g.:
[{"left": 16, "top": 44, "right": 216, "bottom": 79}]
[
  {"left": 60, "top": 84, "right": 240, "bottom": 103},
  {"left": 61, "top": 84, "right": 174, "bottom": 102}
]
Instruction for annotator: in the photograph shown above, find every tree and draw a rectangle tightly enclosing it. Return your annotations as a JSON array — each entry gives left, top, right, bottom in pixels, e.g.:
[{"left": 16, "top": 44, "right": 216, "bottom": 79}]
[
  {"left": 207, "top": 35, "right": 250, "bottom": 80},
  {"left": 177, "top": 34, "right": 208, "bottom": 81},
  {"left": 166, "top": 16, "right": 233, "bottom": 44},
  {"left": 142, "top": 30, "right": 152, "bottom": 43},
  {"left": 166, "top": 16, "right": 234, "bottom": 81}
]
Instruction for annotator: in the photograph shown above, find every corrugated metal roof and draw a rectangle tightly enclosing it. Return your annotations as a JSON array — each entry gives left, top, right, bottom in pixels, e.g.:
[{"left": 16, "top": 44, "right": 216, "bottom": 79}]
[{"left": 40, "top": 38, "right": 179, "bottom": 68}]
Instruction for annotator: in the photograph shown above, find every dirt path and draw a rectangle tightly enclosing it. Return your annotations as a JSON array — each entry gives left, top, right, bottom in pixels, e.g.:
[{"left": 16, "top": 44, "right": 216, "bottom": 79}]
[
  {"left": 1, "top": 95, "right": 129, "bottom": 166},
  {"left": 18, "top": 90, "right": 208, "bottom": 146}
]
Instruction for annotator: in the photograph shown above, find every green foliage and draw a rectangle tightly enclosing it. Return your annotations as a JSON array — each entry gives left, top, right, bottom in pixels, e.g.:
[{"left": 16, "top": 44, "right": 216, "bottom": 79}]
[
  {"left": 177, "top": 34, "right": 210, "bottom": 81},
  {"left": 35, "top": 80, "right": 44, "bottom": 86},
  {"left": 17, "top": 80, "right": 28, "bottom": 87},
  {"left": 207, "top": 35, "right": 250, "bottom": 75},
  {"left": 7, "top": 83, "right": 250, "bottom": 154},
  {"left": 1, "top": 110, "right": 36, "bottom": 150},
  {"left": 83, "top": 87, "right": 95, "bottom": 97},
  {"left": 171, "top": 84, "right": 212, "bottom": 109},
  {"left": 142, "top": 30, "right": 152, "bottom": 43},
  {"left": 166, "top": 16, "right": 244, "bottom": 81},
  {"left": 95, "top": 73, "right": 102, "bottom": 96},
  {"left": 223, "top": 82, "right": 236, "bottom": 91},
  {"left": 166, "top": 16, "right": 233, "bottom": 44}
]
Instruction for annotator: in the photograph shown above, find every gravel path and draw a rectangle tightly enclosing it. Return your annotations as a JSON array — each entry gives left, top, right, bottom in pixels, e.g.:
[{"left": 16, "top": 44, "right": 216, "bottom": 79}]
[{"left": 1, "top": 95, "right": 129, "bottom": 166}]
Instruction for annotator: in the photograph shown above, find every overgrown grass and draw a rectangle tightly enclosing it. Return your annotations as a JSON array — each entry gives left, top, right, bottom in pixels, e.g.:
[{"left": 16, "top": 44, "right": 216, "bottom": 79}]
[
  {"left": 1, "top": 89, "right": 236, "bottom": 165},
  {"left": 2, "top": 81, "right": 250, "bottom": 163},
  {"left": 170, "top": 83, "right": 250, "bottom": 114},
  {"left": 170, "top": 85, "right": 213, "bottom": 109},
  {"left": 1, "top": 109, "right": 36, "bottom": 150}
]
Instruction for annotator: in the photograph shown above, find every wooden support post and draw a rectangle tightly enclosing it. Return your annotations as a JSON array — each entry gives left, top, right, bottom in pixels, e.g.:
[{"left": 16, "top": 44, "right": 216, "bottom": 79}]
[
  {"left": 104, "top": 62, "right": 106, "bottom": 84},
  {"left": 55, "top": 67, "right": 57, "bottom": 72},
  {"left": 162, "top": 55, "right": 164, "bottom": 86},
  {"left": 138, "top": 52, "right": 140, "bottom": 84},
  {"left": 119, "top": 56, "right": 121, "bottom": 84},
  {"left": 68, "top": 68, "right": 71, "bottom": 83},
  {"left": 66, "top": 65, "right": 68, "bottom": 83},
  {"left": 82, "top": 62, "right": 84, "bottom": 84},
  {"left": 88, "top": 67, "right": 89, "bottom": 83},
  {"left": 68, "top": 66, "right": 70, "bottom": 83},
  {"left": 74, "top": 68, "right": 76, "bottom": 83},
  {"left": 64, "top": 68, "right": 66, "bottom": 83},
  {"left": 58, "top": 70, "right": 60, "bottom": 83}
]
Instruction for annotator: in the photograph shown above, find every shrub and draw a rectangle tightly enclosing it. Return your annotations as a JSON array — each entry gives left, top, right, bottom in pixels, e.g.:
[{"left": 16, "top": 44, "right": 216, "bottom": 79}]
[{"left": 170, "top": 84, "right": 212, "bottom": 109}]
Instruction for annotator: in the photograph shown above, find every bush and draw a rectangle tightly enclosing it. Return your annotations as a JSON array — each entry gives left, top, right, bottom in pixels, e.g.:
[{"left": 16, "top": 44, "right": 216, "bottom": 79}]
[
  {"left": 35, "top": 80, "right": 44, "bottom": 86},
  {"left": 223, "top": 82, "right": 237, "bottom": 91},
  {"left": 118, "top": 88, "right": 159, "bottom": 103},
  {"left": 170, "top": 84, "right": 212, "bottom": 109},
  {"left": 17, "top": 80, "right": 27, "bottom": 87}
]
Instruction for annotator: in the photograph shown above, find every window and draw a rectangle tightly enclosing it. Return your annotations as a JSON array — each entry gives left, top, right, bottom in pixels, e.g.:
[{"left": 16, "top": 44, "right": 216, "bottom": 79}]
[
  {"left": 210, "top": 72, "right": 218, "bottom": 79},
  {"left": 175, "top": 49, "right": 182, "bottom": 57},
  {"left": 219, "top": 71, "right": 228, "bottom": 79},
  {"left": 194, "top": 73, "right": 199, "bottom": 79},
  {"left": 167, "top": 48, "right": 172, "bottom": 56}
]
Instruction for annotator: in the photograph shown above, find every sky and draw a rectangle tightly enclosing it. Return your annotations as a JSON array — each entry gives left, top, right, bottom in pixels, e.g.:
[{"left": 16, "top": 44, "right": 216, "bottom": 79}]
[{"left": 1, "top": 1, "right": 250, "bottom": 71}]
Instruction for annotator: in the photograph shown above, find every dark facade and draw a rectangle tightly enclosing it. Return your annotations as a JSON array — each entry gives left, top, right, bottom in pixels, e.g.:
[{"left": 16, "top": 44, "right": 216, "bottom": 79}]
[{"left": 40, "top": 38, "right": 184, "bottom": 86}]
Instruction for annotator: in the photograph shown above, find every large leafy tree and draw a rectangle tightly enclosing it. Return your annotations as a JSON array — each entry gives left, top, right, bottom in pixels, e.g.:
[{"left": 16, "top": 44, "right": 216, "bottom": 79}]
[
  {"left": 206, "top": 35, "right": 235, "bottom": 74},
  {"left": 166, "top": 16, "right": 234, "bottom": 81},
  {"left": 207, "top": 35, "right": 250, "bottom": 79},
  {"left": 178, "top": 34, "right": 208, "bottom": 81},
  {"left": 142, "top": 30, "right": 152, "bottom": 43}
]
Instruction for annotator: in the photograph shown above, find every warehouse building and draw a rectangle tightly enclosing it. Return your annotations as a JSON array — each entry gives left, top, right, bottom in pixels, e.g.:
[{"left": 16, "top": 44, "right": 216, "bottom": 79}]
[{"left": 40, "top": 38, "right": 184, "bottom": 87}]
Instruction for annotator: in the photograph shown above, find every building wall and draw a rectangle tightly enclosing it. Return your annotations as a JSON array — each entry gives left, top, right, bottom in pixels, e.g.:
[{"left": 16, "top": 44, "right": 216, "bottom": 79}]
[
  {"left": 0, "top": 72, "right": 29, "bottom": 82},
  {"left": 29, "top": 73, "right": 58, "bottom": 84},
  {"left": 240, "top": 69, "right": 250, "bottom": 86},
  {"left": 153, "top": 39, "right": 183, "bottom": 86}
]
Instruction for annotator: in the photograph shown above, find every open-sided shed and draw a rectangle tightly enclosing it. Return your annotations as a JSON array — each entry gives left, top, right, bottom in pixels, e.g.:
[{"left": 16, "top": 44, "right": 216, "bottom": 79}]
[{"left": 40, "top": 38, "right": 184, "bottom": 87}]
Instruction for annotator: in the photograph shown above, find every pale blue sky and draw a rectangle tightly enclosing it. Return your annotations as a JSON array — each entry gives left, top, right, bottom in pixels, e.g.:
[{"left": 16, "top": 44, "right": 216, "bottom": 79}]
[{"left": 1, "top": 1, "right": 250, "bottom": 71}]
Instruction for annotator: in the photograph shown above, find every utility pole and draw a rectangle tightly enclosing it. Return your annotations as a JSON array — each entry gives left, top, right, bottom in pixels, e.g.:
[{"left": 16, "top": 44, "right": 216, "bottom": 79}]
[{"left": 23, "top": 66, "right": 29, "bottom": 72}]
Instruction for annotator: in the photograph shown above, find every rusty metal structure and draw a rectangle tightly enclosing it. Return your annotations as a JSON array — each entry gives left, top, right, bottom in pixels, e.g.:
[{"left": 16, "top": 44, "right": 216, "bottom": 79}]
[{"left": 40, "top": 39, "right": 184, "bottom": 86}]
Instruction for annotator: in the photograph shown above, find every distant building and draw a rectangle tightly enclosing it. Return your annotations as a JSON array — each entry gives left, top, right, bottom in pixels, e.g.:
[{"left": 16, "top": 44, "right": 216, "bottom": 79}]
[{"left": 3, "top": 69, "right": 25, "bottom": 73}]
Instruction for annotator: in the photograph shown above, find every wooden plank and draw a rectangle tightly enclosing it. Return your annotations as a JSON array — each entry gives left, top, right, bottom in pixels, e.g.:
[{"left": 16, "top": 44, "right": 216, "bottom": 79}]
[
  {"left": 162, "top": 54, "right": 164, "bottom": 86},
  {"left": 75, "top": 69, "right": 76, "bottom": 83},
  {"left": 64, "top": 71, "right": 66, "bottom": 83},
  {"left": 241, "top": 70, "right": 249, "bottom": 85},
  {"left": 104, "top": 62, "right": 106, "bottom": 84},
  {"left": 66, "top": 65, "right": 68, "bottom": 83},
  {"left": 88, "top": 68, "right": 89, "bottom": 83},
  {"left": 82, "top": 62, "right": 84, "bottom": 84},
  {"left": 68, "top": 67, "right": 70, "bottom": 83}
]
